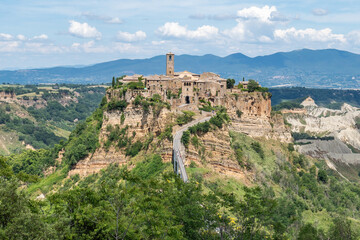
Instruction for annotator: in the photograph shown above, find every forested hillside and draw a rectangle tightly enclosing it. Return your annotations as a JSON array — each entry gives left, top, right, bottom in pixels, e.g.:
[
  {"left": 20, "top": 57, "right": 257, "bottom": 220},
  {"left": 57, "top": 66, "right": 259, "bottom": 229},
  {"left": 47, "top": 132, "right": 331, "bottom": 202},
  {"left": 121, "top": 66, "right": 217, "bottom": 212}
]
[
  {"left": 1, "top": 84, "right": 360, "bottom": 239},
  {"left": 270, "top": 87, "right": 360, "bottom": 109},
  {"left": 0, "top": 84, "right": 106, "bottom": 154}
]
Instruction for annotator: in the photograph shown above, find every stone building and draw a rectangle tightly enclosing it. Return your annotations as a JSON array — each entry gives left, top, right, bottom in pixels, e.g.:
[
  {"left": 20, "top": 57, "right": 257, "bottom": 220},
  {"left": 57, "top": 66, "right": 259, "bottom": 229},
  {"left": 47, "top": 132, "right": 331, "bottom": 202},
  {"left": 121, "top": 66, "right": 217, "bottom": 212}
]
[{"left": 122, "top": 52, "right": 228, "bottom": 106}]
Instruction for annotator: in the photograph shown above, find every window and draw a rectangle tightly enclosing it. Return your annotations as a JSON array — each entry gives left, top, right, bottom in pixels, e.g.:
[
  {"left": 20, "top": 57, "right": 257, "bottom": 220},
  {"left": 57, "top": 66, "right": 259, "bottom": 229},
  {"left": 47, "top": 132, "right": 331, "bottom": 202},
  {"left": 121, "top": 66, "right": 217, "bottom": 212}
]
[{"left": 169, "top": 55, "right": 172, "bottom": 61}]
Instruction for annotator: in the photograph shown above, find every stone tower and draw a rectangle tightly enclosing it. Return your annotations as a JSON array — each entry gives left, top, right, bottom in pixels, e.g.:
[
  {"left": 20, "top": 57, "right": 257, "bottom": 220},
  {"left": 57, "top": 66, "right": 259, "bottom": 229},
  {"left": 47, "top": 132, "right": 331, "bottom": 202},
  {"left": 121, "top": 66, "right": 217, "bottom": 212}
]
[{"left": 166, "top": 52, "right": 174, "bottom": 76}]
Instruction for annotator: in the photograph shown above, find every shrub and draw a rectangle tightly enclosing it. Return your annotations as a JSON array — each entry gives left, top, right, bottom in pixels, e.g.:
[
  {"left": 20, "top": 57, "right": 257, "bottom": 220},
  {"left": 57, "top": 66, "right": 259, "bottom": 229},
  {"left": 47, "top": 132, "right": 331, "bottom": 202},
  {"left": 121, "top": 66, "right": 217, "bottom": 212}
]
[
  {"left": 181, "top": 131, "right": 190, "bottom": 147},
  {"left": 107, "top": 99, "right": 128, "bottom": 111},
  {"left": 126, "top": 141, "right": 143, "bottom": 157},
  {"left": 191, "top": 136, "right": 200, "bottom": 148},
  {"left": 226, "top": 79, "right": 235, "bottom": 89},
  {"left": 120, "top": 113, "right": 125, "bottom": 124},
  {"left": 176, "top": 111, "right": 195, "bottom": 125},
  {"left": 293, "top": 154, "right": 307, "bottom": 168},
  {"left": 209, "top": 114, "right": 224, "bottom": 128},
  {"left": 236, "top": 110, "right": 243, "bottom": 118},
  {"left": 189, "top": 121, "right": 211, "bottom": 135},
  {"left": 251, "top": 141, "right": 264, "bottom": 159},
  {"left": 287, "top": 143, "right": 295, "bottom": 152},
  {"left": 317, "top": 169, "right": 328, "bottom": 183}
]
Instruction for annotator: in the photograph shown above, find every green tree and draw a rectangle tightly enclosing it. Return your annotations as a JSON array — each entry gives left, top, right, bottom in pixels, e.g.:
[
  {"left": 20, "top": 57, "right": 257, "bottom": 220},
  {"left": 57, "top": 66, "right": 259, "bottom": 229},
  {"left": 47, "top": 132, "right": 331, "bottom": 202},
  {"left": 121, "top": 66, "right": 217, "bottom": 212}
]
[
  {"left": 298, "top": 223, "right": 321, "bottom": 240},
  {"left": 247, "top": 79, "right": 260, "bottom": 92},
  {"left": 227, "top": 78, "right": 235, "bottom": 89},
  {"left": 317, "top": 169, "right": 328, "bottom": 183},
  {"left": 329, "top": 217, "right": 357, "bottom": 240},
  {"left": 181, "top": 130, "right": 190, "bottom": 147},
  {"left": 112, "top": 76, "right": 115, "bottom": 87}
]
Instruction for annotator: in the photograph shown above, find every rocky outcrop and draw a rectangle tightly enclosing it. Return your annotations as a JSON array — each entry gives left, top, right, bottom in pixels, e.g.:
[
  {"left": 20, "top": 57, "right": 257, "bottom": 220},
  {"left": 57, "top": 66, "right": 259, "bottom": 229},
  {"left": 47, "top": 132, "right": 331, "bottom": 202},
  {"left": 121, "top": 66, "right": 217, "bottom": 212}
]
[
  {"left": 225, "top": 92, "right": 292, "bottom": 142},
  {"left": 287, "top": 103, "right": 360, "bottom": 149},
  {"left": 186, "top": 128, "right": 243, "bottom": 175},
  {"left": 70, "top": 89, "right": 291, "bottom": 177}
]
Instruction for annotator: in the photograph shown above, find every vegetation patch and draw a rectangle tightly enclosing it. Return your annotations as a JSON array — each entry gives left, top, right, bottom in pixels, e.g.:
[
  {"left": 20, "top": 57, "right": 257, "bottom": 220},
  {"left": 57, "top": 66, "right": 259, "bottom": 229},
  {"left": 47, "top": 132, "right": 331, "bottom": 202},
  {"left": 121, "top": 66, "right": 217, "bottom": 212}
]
[{"left": 176, "top": 110, "right": 195, "bottom": 125}]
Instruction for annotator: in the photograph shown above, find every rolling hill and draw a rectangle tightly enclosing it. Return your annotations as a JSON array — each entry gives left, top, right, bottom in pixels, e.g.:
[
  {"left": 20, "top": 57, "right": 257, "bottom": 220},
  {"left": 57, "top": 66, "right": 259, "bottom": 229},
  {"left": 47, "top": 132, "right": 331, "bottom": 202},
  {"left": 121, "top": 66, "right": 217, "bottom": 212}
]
[{"left": 1, "top": 49, "right": 360, "bottom": 88}]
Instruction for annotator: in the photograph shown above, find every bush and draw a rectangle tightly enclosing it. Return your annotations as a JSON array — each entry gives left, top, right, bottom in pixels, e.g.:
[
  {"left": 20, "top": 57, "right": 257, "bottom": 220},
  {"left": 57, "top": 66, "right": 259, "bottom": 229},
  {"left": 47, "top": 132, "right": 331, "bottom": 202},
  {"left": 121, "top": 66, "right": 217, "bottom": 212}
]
[
  {"left": 288, "top": 143, "right": 295, "bottom": 152},
  {"left": 189, "top": 121, "right": 211, "bottom": 135},
  {"left": 251, "top": 141, "right": 264, "bottom": 159},
  {"left": 293, "top": 154, "right": 307, "bottom": 168},
  {"left": 209, "top": 114, "right": 225, "bottom": 128},
  {"left": 176, "top": 111, "right": 195, "bottom": 125},
  {"left": 226, "top": 79, "right": 235, "bottom": 89},
  {"left": 107, "top": 99, "right": 128, "bottom": 111},
  {"left": 317, "top": 169, "right": 328, "bottom": 183},
  {"left": 236, "top": 110, "right": 243, "bottom": 118},
  {"left": 181, "top": 131, "right": 190, "bottom": 147},
  {"left": 126, "top": 141, "right": 143, "bottom": 157},
  {"left": 247, "top": 80, "right": 260, "bottom": 92},
  {"left": 191, "top": 136, "right": 200, "bottom": 148}
]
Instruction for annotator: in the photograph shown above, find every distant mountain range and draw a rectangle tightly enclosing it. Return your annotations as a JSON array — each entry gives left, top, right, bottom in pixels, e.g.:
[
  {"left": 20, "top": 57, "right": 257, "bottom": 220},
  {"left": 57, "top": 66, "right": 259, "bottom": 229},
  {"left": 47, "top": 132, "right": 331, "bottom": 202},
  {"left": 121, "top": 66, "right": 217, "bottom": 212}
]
[{"left": 1, "top": 49, "right": 360, "bottom": 88}]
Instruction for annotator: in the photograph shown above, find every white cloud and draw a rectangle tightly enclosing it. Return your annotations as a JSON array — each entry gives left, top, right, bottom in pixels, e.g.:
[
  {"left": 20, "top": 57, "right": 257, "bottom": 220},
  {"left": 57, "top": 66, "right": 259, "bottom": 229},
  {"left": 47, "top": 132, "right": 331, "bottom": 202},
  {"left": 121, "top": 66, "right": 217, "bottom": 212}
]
[
  {"left": 32, "top": 34, "right": 48, "bottom": 40},
  {"left": 113, "top": 42, "right": 140, "bottom": 53},
  {"left": 0, "top": 33, "right": 13, "bottom": 40},
  {"left": 312, "top": 8, "right": 328, "bottom": 16},
  {"left": 222, "top": 21, "right": 246, "bottom": 40},
  {"left": 71, "top": 40, "right": 108, "bottom": 53},
  {"left": 237, "top": 5, "right": 278, "bottom": 23},
  {"left": 158, "top": 22, "right": 219, "bottom": 40},
  {"left": 347, "top": 31, "right": 360, "bottom": 45},
  {"left": 81, "top": 12, "right": 122, "bottom": 24},
  {"left": 0, "top": 41, "right": 20, "bottom": 52},
  {"left": 274, "top": 27, "right": 346, "bottom": 43},
  {"left": 117, "top": 31, "right": 146, "bottom": 42},
  {"left": 223, "top": 5, "right": 288, "bottom": 42},
  {"left": 152, "top": 40, "right": 166, "bottom": 45},
  {"left": 68, "top": 20, "right": 102, "bottom": 39},
  {"left": 106, "top": 17, "right": 122, "bottom": 24},
  {"left": 17, "top": 34, "right": 26, "bottom": 41}
]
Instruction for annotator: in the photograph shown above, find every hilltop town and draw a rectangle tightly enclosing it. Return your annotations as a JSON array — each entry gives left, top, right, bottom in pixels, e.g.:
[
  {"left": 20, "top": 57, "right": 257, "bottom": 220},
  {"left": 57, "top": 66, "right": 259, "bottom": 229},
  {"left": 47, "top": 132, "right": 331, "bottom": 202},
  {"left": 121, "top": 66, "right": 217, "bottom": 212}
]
[
  {"left": 69, "top": 53, "right": 290, "bottom": 177},
  {"left": 120, "top": 53, "right": 253, "bottom": 107}
]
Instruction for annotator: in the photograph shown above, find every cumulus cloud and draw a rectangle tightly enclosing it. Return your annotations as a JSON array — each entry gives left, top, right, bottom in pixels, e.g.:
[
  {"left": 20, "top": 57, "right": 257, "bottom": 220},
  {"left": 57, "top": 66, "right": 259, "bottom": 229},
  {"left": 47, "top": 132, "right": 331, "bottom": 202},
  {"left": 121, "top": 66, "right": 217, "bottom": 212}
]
[
  {"left": 274, "top": 27, "right": 346, "bottom": 43},
  {"left": 158, "top": 22, "right": 219, "bottom": 40},
  {"left": 32, "top": 34, "right": 48, "bottom": 40},
  {"left": 237, "top": 5, "right": 279, "bottom": 23},
  {"left": 81, "top": 12, "right": 122, "bottom": 24},
  {"left": 68, "top": 20, "right": 102, "bottom": 39},
  {"left": 312, "top": 8, "right": 328, "bottom": 16},
  {"left": 17, "top": 34, "right": 26, "bottom": 41},
  {"left": 117, "top": 31, "right": 146, "bottom": 42},
  {"left": 0, "top": 33, "right": 13, "bottom": 40},
  {"left": 222, "top": 5, "right": 288, "bottom": 42}
]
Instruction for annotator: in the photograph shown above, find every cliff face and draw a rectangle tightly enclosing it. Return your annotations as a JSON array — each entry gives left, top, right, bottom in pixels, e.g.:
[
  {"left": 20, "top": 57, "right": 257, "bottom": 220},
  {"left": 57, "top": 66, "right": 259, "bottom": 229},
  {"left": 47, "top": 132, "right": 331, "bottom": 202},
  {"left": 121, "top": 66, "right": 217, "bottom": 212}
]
[
  {"left": 69, "top": 104, "right": 175, "bottom": 177},
  {"left": 69, "top": 89, "right": 291, "bottom": 177},
  {"left": 225, "top": 93, "right": 292, "bottom": 142}
]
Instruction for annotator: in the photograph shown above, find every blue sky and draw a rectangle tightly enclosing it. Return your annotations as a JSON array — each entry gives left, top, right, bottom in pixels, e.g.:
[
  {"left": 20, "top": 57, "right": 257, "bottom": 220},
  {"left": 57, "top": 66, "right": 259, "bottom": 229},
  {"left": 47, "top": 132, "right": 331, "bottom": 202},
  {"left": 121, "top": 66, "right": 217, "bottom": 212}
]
[{"left": 1, "top": 0, "right": 360, "bottom": 69}]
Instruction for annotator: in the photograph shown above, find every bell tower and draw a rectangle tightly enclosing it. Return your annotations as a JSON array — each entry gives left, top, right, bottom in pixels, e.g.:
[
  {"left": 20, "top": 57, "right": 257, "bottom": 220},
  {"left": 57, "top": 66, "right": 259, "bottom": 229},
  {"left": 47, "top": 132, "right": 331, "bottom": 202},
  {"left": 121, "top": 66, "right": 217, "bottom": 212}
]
[{"left": 166, "top": 52, "right": 174, "bottom": 76}]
